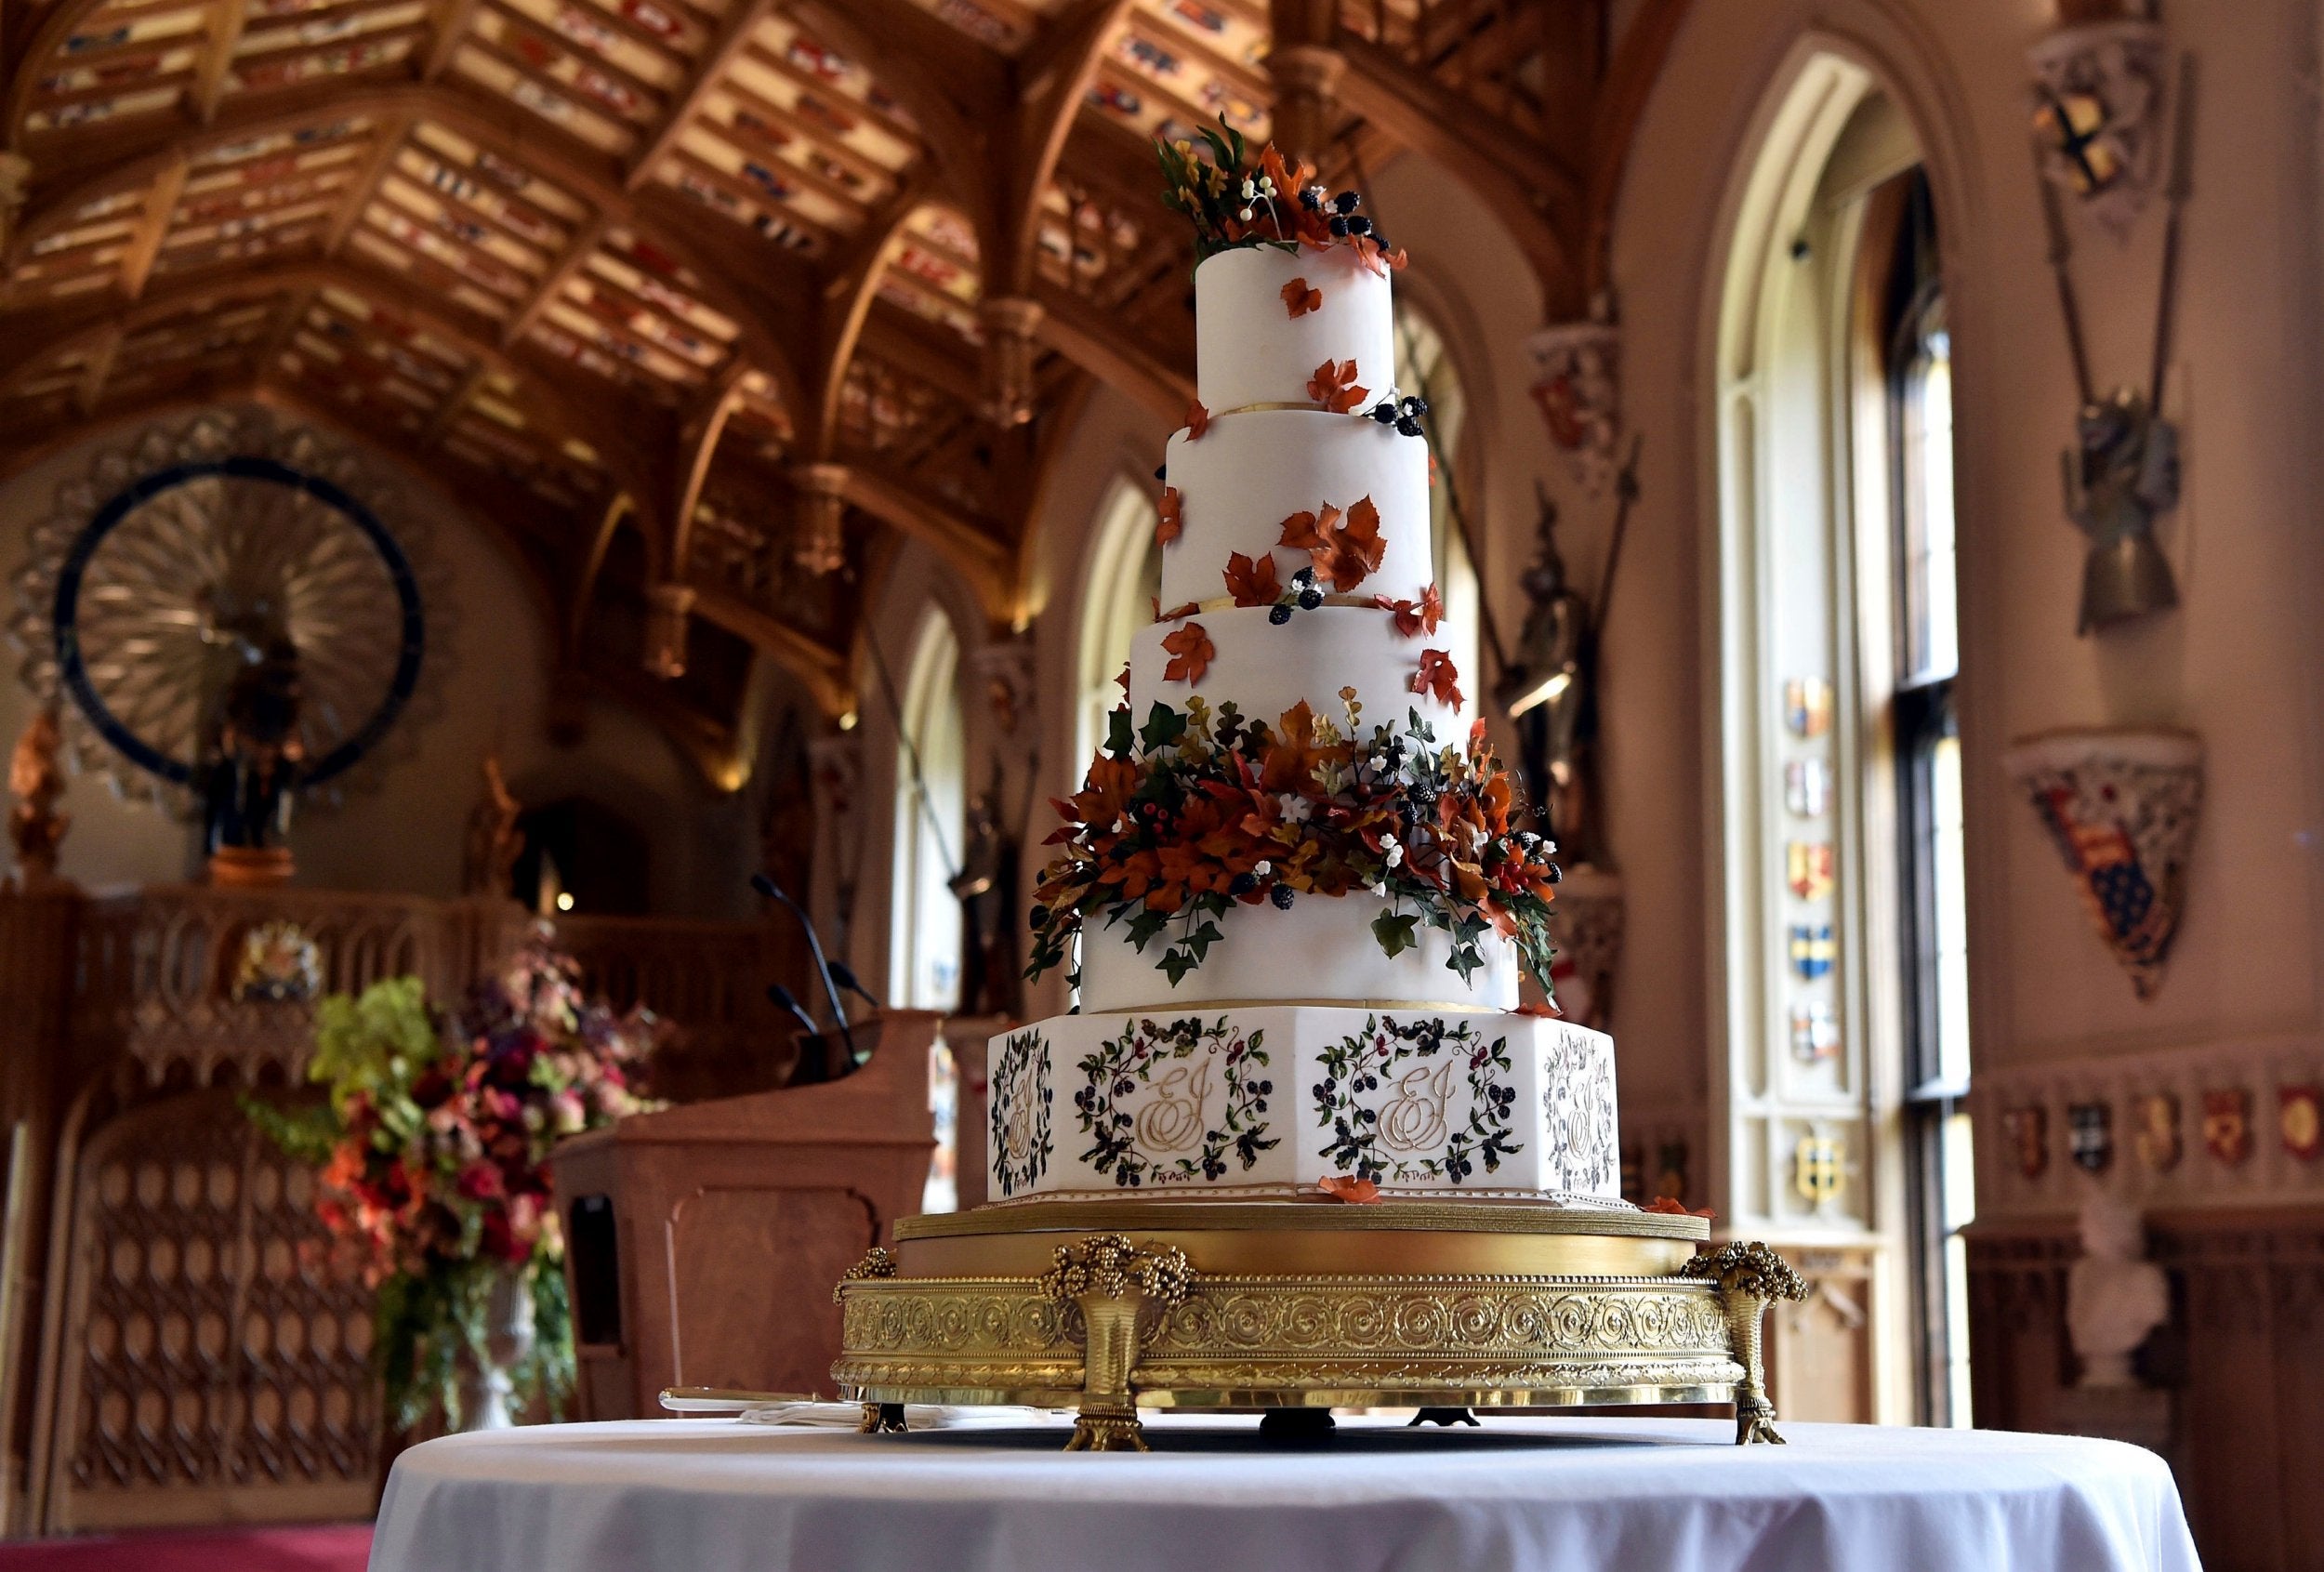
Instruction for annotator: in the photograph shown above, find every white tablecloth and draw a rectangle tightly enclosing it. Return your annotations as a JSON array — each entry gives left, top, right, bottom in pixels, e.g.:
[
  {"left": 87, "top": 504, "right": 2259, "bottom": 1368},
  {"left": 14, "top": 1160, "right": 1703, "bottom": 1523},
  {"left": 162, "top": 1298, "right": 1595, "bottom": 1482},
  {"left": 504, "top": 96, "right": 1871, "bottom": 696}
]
[{"left": 369, "top": 1414, "right": 2201, "bottom": 1572}]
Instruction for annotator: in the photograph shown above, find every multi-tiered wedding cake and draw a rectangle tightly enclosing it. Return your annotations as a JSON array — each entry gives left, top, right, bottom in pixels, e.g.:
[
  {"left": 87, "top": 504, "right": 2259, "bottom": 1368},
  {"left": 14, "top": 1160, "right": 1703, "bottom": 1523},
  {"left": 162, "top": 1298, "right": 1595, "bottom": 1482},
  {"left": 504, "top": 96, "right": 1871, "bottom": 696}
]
[{"left": 988, "top": 136, "right": 1621, "bottom": 1209}]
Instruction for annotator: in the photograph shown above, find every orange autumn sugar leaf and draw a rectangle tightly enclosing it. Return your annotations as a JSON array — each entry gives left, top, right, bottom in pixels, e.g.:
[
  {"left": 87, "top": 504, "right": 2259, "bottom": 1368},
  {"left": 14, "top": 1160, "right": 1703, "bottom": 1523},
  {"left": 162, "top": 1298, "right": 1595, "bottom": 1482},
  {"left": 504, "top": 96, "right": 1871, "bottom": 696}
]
[
  {"left": 1186, "top": 400, "right": 1210, "bottom": 440},
  {"left": 1373, "top": 581, "right": 1445, "bottom": 637},
  {"left": 1318, "top": 1175, "right": 1381, "bottom": 1205},
  {"left": 1152, "top": 598, "right": 1200, "bottom": 623},
  {"left": 1643, "top": 1195, "right": 1716, "bottom": 1219},
  {"left": 1514, "top": 998, "right": 1562, "bottom": 1018},
  {"left": 1223, "top": 549, "right": 1281, "bottom": 607},
  {"left": 1306, "top": 358, "right": 1367, "bottom": 414},
  {"left": 1156, "top": 485, "right": 1183, "bottom": 546},
  {"left": 1280, "top": 276, "right": 1323, "bottom": 317},
  {"left": 1161, "top": 621, "right": 1214, "bottom": 685},
  {"left": 1412, "top": 647, "right": 1464, "bottom": 709},
  {"left": 1282, "top": 495, "right": 1385, "bottom": 592}
]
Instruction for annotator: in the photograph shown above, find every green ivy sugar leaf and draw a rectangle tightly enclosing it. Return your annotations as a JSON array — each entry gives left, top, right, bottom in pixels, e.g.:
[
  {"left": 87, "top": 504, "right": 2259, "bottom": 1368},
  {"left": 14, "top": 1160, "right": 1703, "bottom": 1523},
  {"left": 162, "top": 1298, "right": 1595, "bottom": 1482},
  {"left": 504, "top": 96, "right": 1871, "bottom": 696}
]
[{"left": 1371, "top": 910, "right": 1420, "bottom": 959}]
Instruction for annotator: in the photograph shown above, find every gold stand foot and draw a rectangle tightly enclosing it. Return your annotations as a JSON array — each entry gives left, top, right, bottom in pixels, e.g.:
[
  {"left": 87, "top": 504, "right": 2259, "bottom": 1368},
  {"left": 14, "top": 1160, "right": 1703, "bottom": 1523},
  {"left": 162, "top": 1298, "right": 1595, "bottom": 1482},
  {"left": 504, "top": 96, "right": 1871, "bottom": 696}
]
[
  {"left": 1408, "top": 1407, "right": 1479, "bottom": 1428},
  {"left": 1039, "top": 1235, "right": 1194, "bottom": 1457},
  {"left": 1064, "top": 1410, "right": 1149, "bottom": 1451},
  {"left": 858, "top": 1402, "right": 907, "bottom": 1433},
  {"left": 1684, "top": 1241, "right": 1812, "bottom": 1447}
]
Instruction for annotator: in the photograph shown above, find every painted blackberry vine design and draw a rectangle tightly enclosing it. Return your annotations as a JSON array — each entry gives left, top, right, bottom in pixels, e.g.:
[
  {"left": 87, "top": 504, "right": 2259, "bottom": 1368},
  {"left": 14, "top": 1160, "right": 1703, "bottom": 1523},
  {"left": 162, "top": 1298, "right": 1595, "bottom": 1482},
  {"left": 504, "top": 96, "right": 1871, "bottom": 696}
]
[
  {"left": 987, "top": 1027, "right": 1054, "bottom": 1198},
  {"left": 1313, "top": 1014, "right": 1523, "bottom": 1184},
  {"left": 1074, "top": 1016, "right": 1277, "bottom": 1187}
]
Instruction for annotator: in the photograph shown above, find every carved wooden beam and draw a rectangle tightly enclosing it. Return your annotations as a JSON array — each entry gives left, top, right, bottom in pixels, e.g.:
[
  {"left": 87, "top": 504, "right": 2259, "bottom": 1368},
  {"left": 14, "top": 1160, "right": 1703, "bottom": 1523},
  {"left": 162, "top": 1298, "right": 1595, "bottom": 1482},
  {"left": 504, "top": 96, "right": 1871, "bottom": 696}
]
[
  {"left": 423, "top": 0, "right": 487, "bottom": 79},
  {"left": 117, "top": 154, "right": 188, "bottom": 302},
  {"left": 1333, "top": 36, "right": 1581, "bottom": 314},
  {"left": 624, "top": 0, "right": 776, "bottom": 192},
  {"left": 191, "top": 0, "right": 251, "bottom": 124},
  {"left": 1031, "top": 280, "right": 1192, "bottom": 424},
  {"left": 421, "top": 362, "right": 492, "bottom": 446},
  {"left": 323, "top": 112, "right": 415, "bottom": 256},
  {"left": 73, "top": 323, "right": 124, "bottom": 416},
  {"left": 5, "top": 85, "right": 808, "bottom": 407},
  {"left": 829, "top": 461, "right": 1013, "bottom": 621},
  {"left": 503, "top": 212, "right": 606, "bottom": 347},
  {"left": 691, "top": 584, "right": 855, "bottom": 717},
  {"left": 666, "top": 357, "right": 747, "bottom": 576}
]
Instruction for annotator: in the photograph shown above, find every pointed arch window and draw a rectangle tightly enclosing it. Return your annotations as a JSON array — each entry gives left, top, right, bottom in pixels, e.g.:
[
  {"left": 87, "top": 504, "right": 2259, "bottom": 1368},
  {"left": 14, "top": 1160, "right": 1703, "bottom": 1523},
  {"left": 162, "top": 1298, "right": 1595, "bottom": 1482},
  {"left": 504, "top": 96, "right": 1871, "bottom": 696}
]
[
  {"left": 891, "top": 610, "right": 965, "bottom": 1013},
  {"left": 1074, "top": 478, "right": 1161, "bottom": 773}
]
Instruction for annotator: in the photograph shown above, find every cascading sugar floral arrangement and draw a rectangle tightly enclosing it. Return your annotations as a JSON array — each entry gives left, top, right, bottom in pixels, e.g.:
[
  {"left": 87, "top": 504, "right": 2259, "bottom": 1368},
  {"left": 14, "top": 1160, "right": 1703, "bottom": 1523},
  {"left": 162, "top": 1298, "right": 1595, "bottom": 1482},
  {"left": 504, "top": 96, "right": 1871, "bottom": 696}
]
[{"left": 833, "top": 125, "right": 1807, "bottom": 1454}]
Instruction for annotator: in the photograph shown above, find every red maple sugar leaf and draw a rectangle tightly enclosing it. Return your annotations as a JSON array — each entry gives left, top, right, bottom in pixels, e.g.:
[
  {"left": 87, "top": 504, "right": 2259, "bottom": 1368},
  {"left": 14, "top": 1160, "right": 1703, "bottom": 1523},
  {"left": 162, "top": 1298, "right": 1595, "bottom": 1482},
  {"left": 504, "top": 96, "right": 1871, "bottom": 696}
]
[
  {"left": 1411, "top": 647, "right": 1463, "bottom": 709},
  {"left": 1280, "top": 276, "right": 1322, "bottom": 317},
  {"left": 1161, "top": 621, "right": 1214, "bottom": 685},
  {"left": 1306, "top": 358, "right": 1367, "bottom": 414},
  {"left": 1186, "top": 400, "right": 1210, "bottom": 439},
  {"left": 1373, "top": 581, "right": 1445, "bottom": 637},
  {"left": 1151, "top": 598, "right": 1200, "bottom": 623},
  {"left": 1223, "top": 550, "right": 1281, "bottom": 607},
  {"left": 1156, "top": 485, "right": 1183, "bottom": 546}
]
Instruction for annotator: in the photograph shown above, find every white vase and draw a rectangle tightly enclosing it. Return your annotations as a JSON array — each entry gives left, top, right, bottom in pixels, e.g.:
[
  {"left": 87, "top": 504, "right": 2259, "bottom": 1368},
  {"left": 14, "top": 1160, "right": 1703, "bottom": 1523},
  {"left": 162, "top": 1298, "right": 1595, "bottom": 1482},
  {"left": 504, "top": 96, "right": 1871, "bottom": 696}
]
[{"left": 456, "top": 1268, "right": 535, "bottom": 1432}]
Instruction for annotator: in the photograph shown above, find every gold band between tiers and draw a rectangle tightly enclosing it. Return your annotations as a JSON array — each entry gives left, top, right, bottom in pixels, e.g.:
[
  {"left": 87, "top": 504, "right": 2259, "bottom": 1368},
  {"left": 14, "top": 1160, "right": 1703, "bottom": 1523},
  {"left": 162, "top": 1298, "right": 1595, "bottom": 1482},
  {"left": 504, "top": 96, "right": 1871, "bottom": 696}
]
[{"left": 1182, "top": 593, "right": 1383, "bottom": 614}]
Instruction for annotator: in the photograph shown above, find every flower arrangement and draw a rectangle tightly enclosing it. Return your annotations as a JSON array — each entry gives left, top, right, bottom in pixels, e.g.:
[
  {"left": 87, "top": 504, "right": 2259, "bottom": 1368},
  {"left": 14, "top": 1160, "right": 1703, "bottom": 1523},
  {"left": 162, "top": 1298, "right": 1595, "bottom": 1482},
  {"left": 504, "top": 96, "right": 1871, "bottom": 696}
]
[
  {"left": 244, "top": 929, "right": 659, "bottom": 1432},
  {"left": 1156, "top": 119, "right": 1407, "bottom": 272},
  {"left": 1027, "top": 690, "right": 1561, "bottom": 991}
]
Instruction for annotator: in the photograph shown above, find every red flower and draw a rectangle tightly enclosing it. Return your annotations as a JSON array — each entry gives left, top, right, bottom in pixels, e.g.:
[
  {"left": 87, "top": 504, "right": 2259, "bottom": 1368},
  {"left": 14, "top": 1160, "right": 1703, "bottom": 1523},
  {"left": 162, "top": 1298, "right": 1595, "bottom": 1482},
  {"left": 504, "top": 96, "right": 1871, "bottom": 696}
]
[
  {"left": 1412, "top": 648, "right": 1464, "bottom": 709},
  {"left": 1156, "top": 485, "right": 1183, "bottom": 546},
  {"left": 1223, "top": 550, "right": 1281, "bottom": 607},
  {"left": 456, "top": 1160, "right": 505, "bottom": 1201},
  {"left": 1306, "top": 358, "right": 1367, "bottom": 414},
  {"left": 1162, "top": 621, "right": 1215, "bottom": 685},
  {"left": 1280, "top": 276, "right": 1322, "bottom": 317},
  {"left": 1374, "top": 582, "right": 1445, "bottom": 637},
  {"left": 1186, "top": 400, "right": 1210, "bottom": 439}
]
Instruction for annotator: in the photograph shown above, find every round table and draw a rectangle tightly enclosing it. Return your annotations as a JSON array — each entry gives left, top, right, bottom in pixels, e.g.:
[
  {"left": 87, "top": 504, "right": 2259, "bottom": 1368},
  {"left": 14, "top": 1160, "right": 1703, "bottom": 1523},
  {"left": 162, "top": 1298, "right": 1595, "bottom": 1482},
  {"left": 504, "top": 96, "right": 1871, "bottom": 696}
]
[{"left": 369, "top": 1414, "right": 2200, "bottom": 1572}]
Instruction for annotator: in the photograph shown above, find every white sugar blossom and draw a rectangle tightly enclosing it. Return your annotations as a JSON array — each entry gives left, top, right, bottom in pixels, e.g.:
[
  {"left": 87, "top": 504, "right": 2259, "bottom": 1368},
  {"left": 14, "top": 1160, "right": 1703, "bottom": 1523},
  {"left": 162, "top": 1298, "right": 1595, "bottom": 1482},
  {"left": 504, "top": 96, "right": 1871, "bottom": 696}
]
[
  {"left": 1252, "top": 859, "right": 1272, "bottom": 878},
  {"left": 1277, "top": 794, "right": 1313, "bottom": 823}
]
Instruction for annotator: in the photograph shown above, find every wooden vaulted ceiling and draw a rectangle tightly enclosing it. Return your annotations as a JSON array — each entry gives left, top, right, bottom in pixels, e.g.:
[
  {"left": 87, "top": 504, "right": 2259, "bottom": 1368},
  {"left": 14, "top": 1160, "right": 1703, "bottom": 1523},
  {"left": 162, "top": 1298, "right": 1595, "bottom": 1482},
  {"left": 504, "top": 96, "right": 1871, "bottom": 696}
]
[{"left": 0, "top": 0, "right": 1686, "bottom": 766}]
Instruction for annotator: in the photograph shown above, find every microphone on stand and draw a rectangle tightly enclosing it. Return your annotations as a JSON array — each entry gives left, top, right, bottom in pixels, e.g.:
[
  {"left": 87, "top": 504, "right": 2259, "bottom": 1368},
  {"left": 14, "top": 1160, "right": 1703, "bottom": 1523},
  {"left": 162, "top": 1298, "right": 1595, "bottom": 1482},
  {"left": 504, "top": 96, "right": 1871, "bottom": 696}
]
[
  {"left": 766, "top": 984, "right": 819, "bottom": 1037},
  {"left": 750, "top": 872, "right": 859, "bottom": 1067},
  {"left": 825, "top": 960, "right": 884, "bottom": 1015},
  {"left": 767, "top": 983, "right": 834, "bottom": 1086}
]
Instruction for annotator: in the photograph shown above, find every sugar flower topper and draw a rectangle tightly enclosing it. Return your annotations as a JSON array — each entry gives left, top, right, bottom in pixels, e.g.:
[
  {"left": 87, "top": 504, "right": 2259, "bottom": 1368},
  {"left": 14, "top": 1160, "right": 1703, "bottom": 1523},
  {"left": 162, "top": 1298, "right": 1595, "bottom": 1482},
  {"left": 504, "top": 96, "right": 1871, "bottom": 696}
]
[{"left": 1156, "top": 118, "right": 1409, "bottom": 272}]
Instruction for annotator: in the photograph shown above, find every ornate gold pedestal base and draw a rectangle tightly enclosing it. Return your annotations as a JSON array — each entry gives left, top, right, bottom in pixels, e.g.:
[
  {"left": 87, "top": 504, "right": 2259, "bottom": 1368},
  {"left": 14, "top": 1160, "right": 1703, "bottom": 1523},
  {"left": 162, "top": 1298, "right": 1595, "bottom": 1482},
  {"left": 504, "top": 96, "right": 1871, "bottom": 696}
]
[{"left": 833, "top": 1203, "right": 1807, "bottom": 1452}]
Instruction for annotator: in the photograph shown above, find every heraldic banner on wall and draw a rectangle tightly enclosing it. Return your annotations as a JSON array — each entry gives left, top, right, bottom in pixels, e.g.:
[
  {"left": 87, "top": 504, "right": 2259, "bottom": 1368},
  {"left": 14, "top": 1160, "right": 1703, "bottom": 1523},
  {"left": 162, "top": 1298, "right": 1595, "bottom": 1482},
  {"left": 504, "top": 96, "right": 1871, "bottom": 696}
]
[{"left": 2003, "top": 728, "right": 2201, "bottom": 1002}]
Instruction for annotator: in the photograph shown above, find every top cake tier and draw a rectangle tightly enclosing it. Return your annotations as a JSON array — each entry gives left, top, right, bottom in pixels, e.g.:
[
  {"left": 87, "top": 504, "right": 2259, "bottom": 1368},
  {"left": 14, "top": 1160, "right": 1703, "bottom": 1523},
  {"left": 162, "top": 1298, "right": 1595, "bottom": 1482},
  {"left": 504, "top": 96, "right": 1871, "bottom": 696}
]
[{"left": 1195, "top": 244, "right": 1396, "bottom": 412}]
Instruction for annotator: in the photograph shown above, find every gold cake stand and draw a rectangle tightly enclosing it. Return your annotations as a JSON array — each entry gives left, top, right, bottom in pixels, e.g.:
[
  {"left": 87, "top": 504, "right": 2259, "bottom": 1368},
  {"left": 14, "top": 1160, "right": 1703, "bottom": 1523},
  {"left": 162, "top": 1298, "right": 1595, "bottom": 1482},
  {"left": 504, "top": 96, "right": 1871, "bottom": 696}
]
[{"left": 832, "top": 1200, "right": 1808, "bottom": 1451}]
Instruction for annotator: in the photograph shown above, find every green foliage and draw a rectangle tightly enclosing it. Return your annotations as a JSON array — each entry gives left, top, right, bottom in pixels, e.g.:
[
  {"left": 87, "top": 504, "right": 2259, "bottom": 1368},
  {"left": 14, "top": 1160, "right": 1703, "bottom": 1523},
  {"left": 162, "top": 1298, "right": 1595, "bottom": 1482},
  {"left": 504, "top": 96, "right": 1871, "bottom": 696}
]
[{"left": 309, "top": 976, "right": 440, "bottom": 1119}]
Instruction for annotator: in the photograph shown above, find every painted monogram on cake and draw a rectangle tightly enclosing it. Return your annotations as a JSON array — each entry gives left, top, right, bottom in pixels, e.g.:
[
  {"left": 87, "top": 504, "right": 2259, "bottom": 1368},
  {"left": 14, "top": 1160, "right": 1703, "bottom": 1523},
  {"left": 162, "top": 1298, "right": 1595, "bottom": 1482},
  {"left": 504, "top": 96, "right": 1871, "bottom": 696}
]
[
  {"left": 1541, "top": 1024, "right": 1618, "bottom": 1194},
  {"left": 988, "top": 1028, "right": 1055, "bottom": 1198},
  {"left": 1074, "top": 1016, "right": 1277, "bottom": 1187},
  {"left": 1313, "top": 1014, "right": 1523, "bottom": 1184}
]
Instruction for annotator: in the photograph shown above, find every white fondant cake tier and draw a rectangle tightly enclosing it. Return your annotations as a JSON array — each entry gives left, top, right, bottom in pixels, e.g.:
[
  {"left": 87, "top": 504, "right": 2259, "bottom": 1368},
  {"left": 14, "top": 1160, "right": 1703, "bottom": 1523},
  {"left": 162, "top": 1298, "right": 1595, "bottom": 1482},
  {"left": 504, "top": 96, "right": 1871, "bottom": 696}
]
[
  {"left": 1195, "top": 244, "right": 1397, "bottom": 412},
  {"left": 1160, "top": 408, "right": 1431, "bottom": 611},
  {"left": 1078, "top": 885, "right": 1517, "bottom": 1015},
  {"left": 1129, "top": 604, "right": 1461, "bottom": 737},
  {"left": 984, "top": 1005, "right": 1621, "bottom": 1203}
]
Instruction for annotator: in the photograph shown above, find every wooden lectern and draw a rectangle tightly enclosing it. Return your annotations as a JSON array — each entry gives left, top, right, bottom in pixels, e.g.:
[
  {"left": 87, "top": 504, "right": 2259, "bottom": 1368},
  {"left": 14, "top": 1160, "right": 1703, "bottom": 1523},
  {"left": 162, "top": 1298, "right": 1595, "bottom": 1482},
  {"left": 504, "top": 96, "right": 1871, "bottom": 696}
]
[{"left": 550, "top": 1011, "right": 938, "bottom": 1419}]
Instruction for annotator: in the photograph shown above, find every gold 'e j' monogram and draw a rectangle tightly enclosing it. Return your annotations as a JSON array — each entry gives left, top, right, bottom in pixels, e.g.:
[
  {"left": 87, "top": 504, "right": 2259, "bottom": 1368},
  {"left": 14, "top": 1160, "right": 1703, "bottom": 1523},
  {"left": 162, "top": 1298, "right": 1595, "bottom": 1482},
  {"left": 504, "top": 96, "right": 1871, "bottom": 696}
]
[
  {"left": 1134, "top": 1056, "right": 1215, "bottom": 1152},
  {"left": 1379, "top": 1060, "right": 1458, "bottom": 1153}
]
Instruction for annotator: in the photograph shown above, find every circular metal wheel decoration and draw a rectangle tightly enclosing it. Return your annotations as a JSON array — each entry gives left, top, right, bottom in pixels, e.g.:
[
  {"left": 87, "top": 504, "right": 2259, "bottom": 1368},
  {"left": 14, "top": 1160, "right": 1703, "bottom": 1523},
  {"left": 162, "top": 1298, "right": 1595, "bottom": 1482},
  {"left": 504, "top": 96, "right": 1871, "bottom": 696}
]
[{"left": 10, "top": 410, "right": 441, "bottom": 811}]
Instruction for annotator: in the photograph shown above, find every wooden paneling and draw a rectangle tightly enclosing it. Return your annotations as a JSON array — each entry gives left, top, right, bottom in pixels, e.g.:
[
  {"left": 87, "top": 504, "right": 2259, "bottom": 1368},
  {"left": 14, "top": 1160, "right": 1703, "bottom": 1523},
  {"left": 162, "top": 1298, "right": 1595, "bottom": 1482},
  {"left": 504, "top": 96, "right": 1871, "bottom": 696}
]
[{"left": 1969, "top": 1211, "right": 2324, "bottom": 1572}]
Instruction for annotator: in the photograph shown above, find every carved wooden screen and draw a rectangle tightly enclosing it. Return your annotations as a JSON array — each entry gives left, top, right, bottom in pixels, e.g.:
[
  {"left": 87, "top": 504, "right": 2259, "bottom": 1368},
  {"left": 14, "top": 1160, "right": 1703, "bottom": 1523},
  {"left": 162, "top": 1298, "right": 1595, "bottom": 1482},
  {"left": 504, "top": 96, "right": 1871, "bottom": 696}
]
[{"left": 39, "top": 1091, "right": 376, "bottom": 1533}]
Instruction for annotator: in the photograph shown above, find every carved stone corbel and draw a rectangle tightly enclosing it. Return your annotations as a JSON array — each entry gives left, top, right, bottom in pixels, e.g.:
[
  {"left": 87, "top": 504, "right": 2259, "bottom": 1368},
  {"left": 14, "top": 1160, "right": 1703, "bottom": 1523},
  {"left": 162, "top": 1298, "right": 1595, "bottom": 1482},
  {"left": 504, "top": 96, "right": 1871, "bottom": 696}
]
[
  {"left": 978, "top": 297, "right": 1044, "bottom": 428},
  {"left": 1037, "top": 1234, "right": 1195, "bottom": 1451},
  {"left": 791, "top": 462, "right": 850, "bottom": 575},
  {"left": 1684, "top": 1241, "right": 1811, "bottom": 1444}
]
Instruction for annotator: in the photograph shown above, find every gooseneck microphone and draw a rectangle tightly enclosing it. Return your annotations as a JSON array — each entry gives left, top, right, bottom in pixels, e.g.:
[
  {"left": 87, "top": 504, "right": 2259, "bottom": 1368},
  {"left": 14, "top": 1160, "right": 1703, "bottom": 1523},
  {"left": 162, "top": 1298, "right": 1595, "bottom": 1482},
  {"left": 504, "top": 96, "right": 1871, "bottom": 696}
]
[
  {"left": 825, "top": 959, "right": 884, "bottom": 1015},
  {"left": 751, "top": 872, "right": 858, "bottom": 1066},
  {"left": 765, "top": 983, "right": 819, "bottom": 1038}
]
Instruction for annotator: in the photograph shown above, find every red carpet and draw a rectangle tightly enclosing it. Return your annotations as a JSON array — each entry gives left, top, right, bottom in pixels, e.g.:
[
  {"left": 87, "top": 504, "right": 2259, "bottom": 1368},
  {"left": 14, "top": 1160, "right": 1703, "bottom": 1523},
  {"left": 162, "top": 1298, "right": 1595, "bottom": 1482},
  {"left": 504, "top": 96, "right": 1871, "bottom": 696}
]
[{"left": 0, "top": 1525, "right": 371, "bottom": 1571}]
